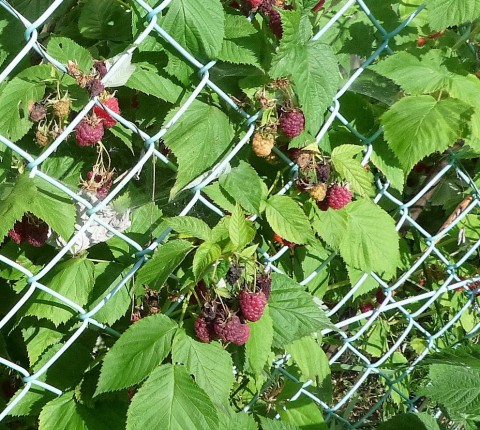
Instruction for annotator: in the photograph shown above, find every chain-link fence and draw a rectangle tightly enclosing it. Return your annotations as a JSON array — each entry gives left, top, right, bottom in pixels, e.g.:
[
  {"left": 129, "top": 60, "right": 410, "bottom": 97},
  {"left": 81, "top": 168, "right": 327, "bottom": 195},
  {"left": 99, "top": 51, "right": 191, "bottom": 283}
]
[{"left": 0, "top": 0, "right": 479, "bottom": 428}]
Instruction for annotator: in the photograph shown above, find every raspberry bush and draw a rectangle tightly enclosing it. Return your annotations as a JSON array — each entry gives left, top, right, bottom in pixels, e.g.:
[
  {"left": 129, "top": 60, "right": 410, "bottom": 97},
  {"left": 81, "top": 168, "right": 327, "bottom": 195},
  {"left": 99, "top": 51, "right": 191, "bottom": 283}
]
[{"left": 0, "top": 0, "right": 479, "bottom": 429}]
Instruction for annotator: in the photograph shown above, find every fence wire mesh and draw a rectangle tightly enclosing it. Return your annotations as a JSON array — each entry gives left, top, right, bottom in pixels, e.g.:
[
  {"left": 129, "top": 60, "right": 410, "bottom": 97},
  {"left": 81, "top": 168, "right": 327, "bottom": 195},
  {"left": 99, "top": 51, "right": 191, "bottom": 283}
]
[{"left": 0, "top": 0, "right": 479, "bottom": 428}]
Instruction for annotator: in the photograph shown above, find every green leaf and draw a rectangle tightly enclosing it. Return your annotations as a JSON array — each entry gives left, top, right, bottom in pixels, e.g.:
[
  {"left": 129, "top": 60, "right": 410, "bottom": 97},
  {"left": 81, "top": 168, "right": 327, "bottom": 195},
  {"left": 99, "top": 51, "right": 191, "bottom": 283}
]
[
  {"left": 219, "top": 161, "right": 267, "bottom": 215},
  {"left": 87, "top": 262, "right": 131, "bottom": 325},
  {"left": 312, "top": 206, "right": 348, "bottom": 250},
  {"left": 108, "top": 124, "right": 134, "bottom": 154},
  {"left": 370, "top": 140, "right": 404, "bottom": 193},
  {"left": 203, "top": 182, "right": 237, "bottom": 214},
  {"left": 126, "top": 364, "right": 218, "bottom": 430},
  {"left": 228, "top": 205, "right": 255, "bottom": 250},
  {"left": 47, "top": 37, "right": 93, "bottom": 71},
  {"left": 126, "top": 63, "right": 183, "bottom": 104},
  {"left": 172, "top": 330, "right": 234, "bottom": 406},
  {"left": 0, "top": 68, "right": 48, "bottom": 141},
  {"left": 163, "top": 100, "right": 235, "bottom": 196},
  {"left": 136, "top": 239, "right": 194, "bottom": 288},
  {"left": 159, "top": 0, "right": 225, "bottom": 59},
  {"left": 165, "top": 217, "right": 212, "bottom": 241},
  {"left": 265, "top": 195, "right": 313, "bottom": 245},
  {"left": 424, "top": 344, "right": 480, "bottom": 369},
  {"left": 371, "top": 51, "right": 452, "bottom": 95},
  {"left": 39, "top": 392, "right": 86, "bottom": 430},
  {"left": 425, "top": 0, "right": 480, "bottom": 30},
  {"left": 278, "top": 396, "right": 327, "bottom": 430},
  {"left": 270, "top": 10, "right": 339, "bottom": 134},
  {"left": 245, "top": 307, "right": 274, "bottom": 378},
  {"left": 193, "top": 241, "right": 222, "bottom": 280},
  {"left": 382, "top": 95, "right": 472, "bottom": 173},
  {"left": 22, "top": 324, "right": 63, "bottom": 367},
  {"left": 218, "top": 15, "right": 261, "bottom": 68},
  {"left": 377, "top": 412, "right": 441, "bottom": 430},
  {"left": 420, "top": 364, "right": 480, "bottom": 415},
  {"left": 96, "top": 314, "right": 177, "bottom": 395},
  {"left": 339, "top": 199, "right": 399, "bottom": 275},
  {"left": 78, "top": 0, "right": 131, "bottom": 41},
  {"left": 330, "top": 145, "right": 374, "bottom": 197},
  {"left": 268, "top": 274, "right": 336, "bottom": 348},
  {"left": 286, "top": 336, "right": 331, "bottom": 397},
  {"left": 25, "top": 258, "right": 95, "bottom": 326},
  {"left": 259, "top": 417, "right": 299, "bottom": 430}
]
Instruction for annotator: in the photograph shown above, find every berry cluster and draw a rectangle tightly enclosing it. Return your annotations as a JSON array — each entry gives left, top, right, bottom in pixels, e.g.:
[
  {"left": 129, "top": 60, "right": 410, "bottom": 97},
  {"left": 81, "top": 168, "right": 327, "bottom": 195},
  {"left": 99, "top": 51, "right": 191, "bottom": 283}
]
[
  {"left": 194, "top": 272, "right": 271, "bottom": 345},
  {"left": 8, "top": 214, "right": 49, "bottom": 247}
]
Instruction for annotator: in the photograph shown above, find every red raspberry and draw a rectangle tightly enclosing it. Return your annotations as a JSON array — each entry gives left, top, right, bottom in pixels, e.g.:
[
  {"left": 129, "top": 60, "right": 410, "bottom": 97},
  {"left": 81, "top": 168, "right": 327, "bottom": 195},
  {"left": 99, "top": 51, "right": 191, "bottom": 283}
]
[
  {"left": 326, "top": 184, "right": 352, "bottom": 210},
  {"left": 359, "top": 302, "right": 374, "bottom": 313},
  {"left": 194, "top": 317, "right": 215, "bottom": 343},
  {"left": 416, "top": 37, "right": 427, "bottom": 47},
  {"left": 75, "top": 115, "right": 104, "bottom": 146},
  {"left": 247, "top": 0, "right": 263, "bottom": 8},
  {"left": 9, "top": 214, "right": 48, "bottom": 247},
  {"left": 376, "top": 288, "right": 386, "bottom": 304},
  {"left": 86, "top": 79, "right": 105, "bottom": 98},
  {"left": 8, "top": 220, "right": 25, "bottom": 244},
  {"left": 268, "top": 9, "right": 283, "bottom": 38},
  {"left": 279, "top": 109, "right": 305, "bottom": 138},
  {"left": 240, "top": 290, "right": 267, "bottom": 322},
  {"left": 273, "top": 233, "right": 296, "bottom": 248},
  {"left": 215, "top": 315, "right": 250, "bottom": 345},
  {"left": 94, "top": 96, "right": 120, "bottom": 128}
]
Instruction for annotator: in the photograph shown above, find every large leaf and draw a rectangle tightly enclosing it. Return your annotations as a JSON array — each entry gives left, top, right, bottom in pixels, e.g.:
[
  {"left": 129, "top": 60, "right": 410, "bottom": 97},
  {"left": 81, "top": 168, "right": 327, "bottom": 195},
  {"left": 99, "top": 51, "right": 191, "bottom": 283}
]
[
  {"left": 47, "top": 37, "right": 93, "bottom": 71},
  {"left": 339, "top": 199, "right": 399, "bottom": 275},
  {"left": 259, "top": 418, "right": 299, "bottom": 430},
  {"left": 135, "top": 239, "right": 194, "bottom": 288},
  {"left": 382, "top": 95, "right": 472, "bottom": 173},
  {"left": 420, "top": 364, "right": 480, "bottom": 416},
  {"left": 312, "top": 206, "right": 348, "bottom": 250},
  {"left": 371, "top": 50, "right": 452, "bottom": 95},
  {"left": 163, "top": 100, "right": 235, "bottom": 196},
  {"left": 78, "top": 0, "right": 131, "bottom": 41},
  {"left": 268, "top": 274, "right": 336, "bottom": 347},
  {"left": 172, "top": 330, "right": 234, "bottom": 406},
  {"left": 193, "top": 241, "right": 222, "bottom": 280},
  {"left": 96, "top": 314, "right": 177, "bottom": 394},
  {"left": 219, "top": 161, "right": 267, "bottom": 215},
  {"left": 270, "top": 10, "right": 339, "bottom": 134},
  {"left": 126, "top": 364, "right": 218, "bottom": 430},
  {"left": 330, "top": 145, "right": 374, "bottom": 197},
  {"left": 245, "top": 307, "right": 274, "bottom": 378},
  {"left": 25, "top": 257, "right": 95, "bottom": 326},
  {"left": 39, "top": 392, "right": 86, "bottom": 430},
  {"left": 278, "top": 397, "right": 327, "bottom": 430},
  {"left": 377, "top": 413, "right": 441, "bottom": 430},
  {"left": 265, "top": 195, "right": 313, "bottom": 245},
  {"left": 424, "top": 344, "right": 480, "bottom": 369},
  {"left": 228, "top": 205, "right": 255, "bottom": 250},
  {"left": 126, "top": 63, "right": 184, "bottom": 104},
  {"left": 425, "top": 0, "right": 480, "bottom": 30},
  {"left": 159, "top": 0, "right": 225, "bottom": 59},
  {"left": 165, "top": 217, "right": 212, "bottom": 241}
]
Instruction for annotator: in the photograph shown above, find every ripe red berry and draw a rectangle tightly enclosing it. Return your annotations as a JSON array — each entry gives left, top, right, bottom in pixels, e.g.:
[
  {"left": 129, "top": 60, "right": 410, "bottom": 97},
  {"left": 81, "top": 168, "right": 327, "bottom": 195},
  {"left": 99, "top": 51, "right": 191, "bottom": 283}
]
[
  {"left": 94, "top": 96, "right": 120, "bottom": 128},
  {"left": 8, "top": 220, "right": 25, "bottom": 244},
  {"left": 326, "top": 184, "right": 352, "bottom": 210},
  {"left": 75, "top": 115, "right": 104, "bottom": 146},
  {"left": 273, "top": 233, "right": 296, "bottom": 248},
  {"left": 269, "top": 9, "right": 283, "bottom": 38},
  {"left": 194, "top": 316, "right": 215, "bottom": 343},
  {"left": 240, "top": 290, "right": 267, "bottom": 322},
  {"left": 219, "top": 316, "right": 250, "bottom": 345},
  {"left": 247, "top": 0, "right": 263, "bottom": 8},
  {"left": 359, "top": 302, "right": 374, "bottom": 313},
  {"left": 279, "top": 109, "right": 305, "bottom": 138},
  {"left": 416, "top": 37, "right": 427, "bottom": 47}
]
